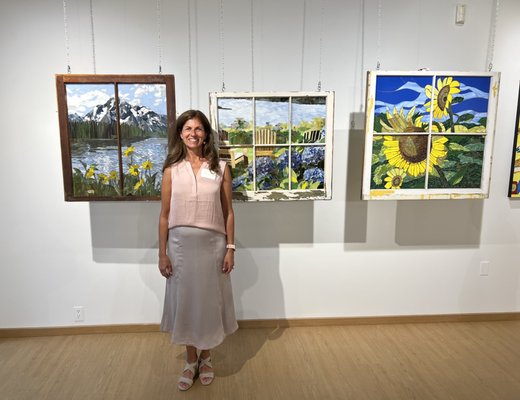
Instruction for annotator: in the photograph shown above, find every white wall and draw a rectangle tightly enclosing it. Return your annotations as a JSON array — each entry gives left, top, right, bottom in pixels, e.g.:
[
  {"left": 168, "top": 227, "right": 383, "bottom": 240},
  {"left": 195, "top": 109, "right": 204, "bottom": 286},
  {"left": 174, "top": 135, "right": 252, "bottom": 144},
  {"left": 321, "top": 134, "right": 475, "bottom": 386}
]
[{"left": 1, "top": 0, "right": 519, "bottom": 328}]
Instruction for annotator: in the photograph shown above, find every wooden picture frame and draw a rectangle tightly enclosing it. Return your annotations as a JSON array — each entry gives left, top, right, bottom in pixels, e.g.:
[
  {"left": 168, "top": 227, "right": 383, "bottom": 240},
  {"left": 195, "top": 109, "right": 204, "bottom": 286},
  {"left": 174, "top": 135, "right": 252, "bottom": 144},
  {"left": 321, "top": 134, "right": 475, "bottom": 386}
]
[
  {"left": 209, "top": 91, "right": 334, "bottom": 201},
  {"left": 56, "top": 74, "right": 175, "bottom": 201},
  {"left": 508, "top": 85, "right": 520, "bottom": 198},
  {"left": 362, "top": 71, "right": 500, "bottom": 200}
]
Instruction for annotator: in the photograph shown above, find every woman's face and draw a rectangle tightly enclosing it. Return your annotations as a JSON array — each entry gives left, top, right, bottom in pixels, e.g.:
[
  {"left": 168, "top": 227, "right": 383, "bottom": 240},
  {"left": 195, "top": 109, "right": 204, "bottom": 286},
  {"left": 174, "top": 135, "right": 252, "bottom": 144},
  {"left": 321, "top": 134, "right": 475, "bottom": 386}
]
[{"left": 181, "top": 117, "right": 206, "bottom": 151}]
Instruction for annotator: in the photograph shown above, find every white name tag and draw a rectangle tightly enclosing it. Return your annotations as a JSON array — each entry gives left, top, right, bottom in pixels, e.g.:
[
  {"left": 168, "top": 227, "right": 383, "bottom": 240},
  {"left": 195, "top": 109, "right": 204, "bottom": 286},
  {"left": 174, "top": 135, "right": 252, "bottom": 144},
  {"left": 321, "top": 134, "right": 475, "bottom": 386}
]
[{"left": 201, "top": 168, "right": 217, "bottom": 180}]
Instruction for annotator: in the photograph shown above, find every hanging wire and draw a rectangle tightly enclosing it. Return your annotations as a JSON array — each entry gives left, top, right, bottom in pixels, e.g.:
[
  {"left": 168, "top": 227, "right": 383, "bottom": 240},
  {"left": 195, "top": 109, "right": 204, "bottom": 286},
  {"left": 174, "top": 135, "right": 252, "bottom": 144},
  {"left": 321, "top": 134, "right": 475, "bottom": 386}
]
[
  {"left": 62, "top": 0, "right": 71, "bottom": 73},
  {"left": 376, "top": 0, "right": 382, "bottom": 70},
  {"left": 250, "top": 0, "right": 255, "bottom": 91},
  {"left": 486, "top": 0, "right": 500, "bottom": 71},
  {"left": 187, "top": 0, "right": 193, "bottom": 108},
  {"left": 89, "top": 0, "right": 97, "bottom": 74},
  {"left": 219, "top": 0, "right": 226, "bottom": 91},
  {"left": 317, "top": 0, "right": 324, "bottom": 91},
  {"left": 156, "top": 0, "right": 163, "bottom": 73},
  {"left": 300, "top": 0, "right": 307, "bottom": 91}
]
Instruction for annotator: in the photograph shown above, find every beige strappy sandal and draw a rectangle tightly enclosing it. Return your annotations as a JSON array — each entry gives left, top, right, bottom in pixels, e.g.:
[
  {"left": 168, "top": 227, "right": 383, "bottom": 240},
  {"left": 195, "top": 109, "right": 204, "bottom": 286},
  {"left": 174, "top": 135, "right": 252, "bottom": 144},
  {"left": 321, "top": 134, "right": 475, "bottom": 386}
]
[
  {"left": 177, "top": 360, "right": 198, "bottom": 391},
  {"left": 198, "top": 357, "right": 215, "bottom": 386}
]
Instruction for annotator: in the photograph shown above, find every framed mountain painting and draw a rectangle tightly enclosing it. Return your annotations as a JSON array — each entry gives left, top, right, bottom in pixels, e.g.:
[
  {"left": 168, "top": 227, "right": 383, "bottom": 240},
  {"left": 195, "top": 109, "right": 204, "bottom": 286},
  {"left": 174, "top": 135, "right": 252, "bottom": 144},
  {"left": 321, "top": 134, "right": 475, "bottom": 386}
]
[
  {"left": 362, "top": 71, "right": 500, "bottom": 200},
  {"left": 56, "top": 74, "right": 175, "bottom": 201},
  {"left": 209, "top": 91, "right": 334, "bottom": 201},
  {"left": 508, "top": 85, "right": 520, "bottom": 198}
]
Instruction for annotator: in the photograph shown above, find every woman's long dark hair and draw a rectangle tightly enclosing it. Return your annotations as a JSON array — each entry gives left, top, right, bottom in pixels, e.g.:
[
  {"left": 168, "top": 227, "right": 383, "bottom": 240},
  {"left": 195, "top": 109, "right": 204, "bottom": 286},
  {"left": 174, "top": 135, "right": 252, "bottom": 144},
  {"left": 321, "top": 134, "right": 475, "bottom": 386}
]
[{"left": 162, "top": 110, "right": 220, "bottom": 173}]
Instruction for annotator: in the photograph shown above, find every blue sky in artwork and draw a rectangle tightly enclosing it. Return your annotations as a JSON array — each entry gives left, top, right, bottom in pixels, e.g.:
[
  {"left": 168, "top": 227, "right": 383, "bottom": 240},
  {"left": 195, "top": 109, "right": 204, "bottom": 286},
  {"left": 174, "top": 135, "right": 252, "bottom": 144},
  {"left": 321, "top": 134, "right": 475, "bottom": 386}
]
[
  {"left": 66, "top": 83, "right": 166, "bottom": 116},
  {"left": 217, "top": 98, "right": 326, "bottom": 127},
  {"left": 218, "top": 98, "right": 253, "bottom": 127},
  {"left": 375, "top": 75, "right": 491, "bottom": 124}
]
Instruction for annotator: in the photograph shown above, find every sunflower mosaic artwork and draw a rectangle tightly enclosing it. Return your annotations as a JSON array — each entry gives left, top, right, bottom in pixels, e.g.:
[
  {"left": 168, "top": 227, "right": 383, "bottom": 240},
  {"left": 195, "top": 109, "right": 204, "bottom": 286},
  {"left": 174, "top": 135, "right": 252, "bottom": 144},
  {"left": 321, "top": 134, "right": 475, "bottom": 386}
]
[
  {"left": 210, "top": 91, "right": 334, "bottom": 201},
  {"left": 508, "top": 87, "right": 520, "bottom": 198},
  {"left": 363, "top": 71, "right": 500, "bottom": 200}
]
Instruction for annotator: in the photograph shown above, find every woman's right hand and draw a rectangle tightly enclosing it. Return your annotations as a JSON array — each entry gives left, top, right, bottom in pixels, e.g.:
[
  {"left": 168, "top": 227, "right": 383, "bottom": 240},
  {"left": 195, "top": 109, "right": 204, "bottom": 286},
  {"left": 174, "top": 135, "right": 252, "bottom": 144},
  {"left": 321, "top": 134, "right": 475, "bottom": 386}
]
[{"left": 159, "top": 254, "right": 173, "bottom": 278}]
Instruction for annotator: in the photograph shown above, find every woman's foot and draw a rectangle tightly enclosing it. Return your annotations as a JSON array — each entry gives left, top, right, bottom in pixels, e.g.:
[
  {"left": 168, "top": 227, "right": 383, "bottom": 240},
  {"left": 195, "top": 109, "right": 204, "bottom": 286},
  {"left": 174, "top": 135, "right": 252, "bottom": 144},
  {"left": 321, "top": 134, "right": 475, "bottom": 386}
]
[
  {"left": 177, "top": 360, "right": 198, "bottom": 391},
  {"left": 198, "top": 355, "right": 214, "bottom": 386}
]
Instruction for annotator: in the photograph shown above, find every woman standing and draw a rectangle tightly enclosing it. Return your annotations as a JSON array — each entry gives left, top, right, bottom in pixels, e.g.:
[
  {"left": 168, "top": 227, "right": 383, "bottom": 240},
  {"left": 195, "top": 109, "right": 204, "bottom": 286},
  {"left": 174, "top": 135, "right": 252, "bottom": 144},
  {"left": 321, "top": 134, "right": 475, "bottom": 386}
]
[{"left": 158, "top": 110, "right": 238, "bottom": 391}]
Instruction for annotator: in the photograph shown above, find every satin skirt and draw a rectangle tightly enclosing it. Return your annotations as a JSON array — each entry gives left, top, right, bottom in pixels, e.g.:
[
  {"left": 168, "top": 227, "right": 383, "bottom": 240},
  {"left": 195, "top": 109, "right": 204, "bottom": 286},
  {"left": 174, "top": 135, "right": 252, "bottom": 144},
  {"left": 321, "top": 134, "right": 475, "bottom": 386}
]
[{"left": 160, "top": 226, "right": 238, "bottom": 349}]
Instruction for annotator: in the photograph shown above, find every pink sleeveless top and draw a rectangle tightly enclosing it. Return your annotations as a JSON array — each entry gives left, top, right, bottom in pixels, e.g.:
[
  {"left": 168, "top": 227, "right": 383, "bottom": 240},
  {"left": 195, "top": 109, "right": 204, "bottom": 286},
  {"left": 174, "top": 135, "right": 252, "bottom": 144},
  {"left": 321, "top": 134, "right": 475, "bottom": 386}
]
[{"left": 168, "top": 159, "right": 227, "bottom": 235}]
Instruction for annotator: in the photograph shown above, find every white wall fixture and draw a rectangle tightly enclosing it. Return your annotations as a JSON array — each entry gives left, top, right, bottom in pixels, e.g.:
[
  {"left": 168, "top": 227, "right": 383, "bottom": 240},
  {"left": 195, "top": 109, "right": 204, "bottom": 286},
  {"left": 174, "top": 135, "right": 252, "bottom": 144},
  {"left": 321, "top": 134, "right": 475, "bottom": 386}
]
[
  {"left": 362, "top": 70, "right": 500, "bottom": 200},
  {"left": 455, "top": 4, "right": 467, "bottom": 25},
  {"left": 209, "top": 91, "right": 334, "bottom": 201}
]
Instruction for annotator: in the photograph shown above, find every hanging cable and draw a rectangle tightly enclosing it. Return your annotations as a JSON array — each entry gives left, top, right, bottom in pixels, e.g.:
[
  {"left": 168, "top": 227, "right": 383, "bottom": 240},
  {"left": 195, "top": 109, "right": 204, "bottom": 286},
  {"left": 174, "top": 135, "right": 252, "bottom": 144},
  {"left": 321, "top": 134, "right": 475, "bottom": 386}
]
[
  {"left": 376, "top": 0, "right": 382, "bottom": 70},
  {"left": 300, "top": 0, "right": 307, "bottom": 91},
  {"left": 317, "top": 0, "right": 324, "bottom": 91},
  {"left": 62, "top": 0, "right": 71, "bottom": 73},
  {"left": 250, "top": 0, "right": 255, "bottom": 91},
  {"left": 219, "top": 0, "right": 225, "bottom": 91},
  {"left": 486, "top": 0, "right": 499, "bottom": 71},
  {"left": 89, "top": 0, "right": 97, "bottom": 74},
  {"left": 156, "top": 0, "right": 163, "bottom": 73},
  {"left": 187, "top": 0, "right": 193, "bottom": 108}
]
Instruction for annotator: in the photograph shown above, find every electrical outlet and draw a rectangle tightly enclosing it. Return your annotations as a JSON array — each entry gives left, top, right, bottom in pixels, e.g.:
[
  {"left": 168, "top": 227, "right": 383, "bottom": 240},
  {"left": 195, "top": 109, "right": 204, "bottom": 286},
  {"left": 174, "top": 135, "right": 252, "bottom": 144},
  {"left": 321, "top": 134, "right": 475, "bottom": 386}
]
[
  {"left": 479, "top": 261, "right": 490, "bottom": 276},
  {"left": 73, "top": 306, "right": 84, "bottom": 322}
]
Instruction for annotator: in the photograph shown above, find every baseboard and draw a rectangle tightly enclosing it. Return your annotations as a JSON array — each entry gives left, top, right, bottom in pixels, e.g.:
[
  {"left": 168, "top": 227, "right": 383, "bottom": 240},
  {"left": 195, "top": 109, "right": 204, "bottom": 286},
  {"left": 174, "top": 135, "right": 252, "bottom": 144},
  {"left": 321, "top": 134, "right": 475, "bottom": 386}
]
[{"left": 1, "top": 312, "right": 519, "bottom": 338}]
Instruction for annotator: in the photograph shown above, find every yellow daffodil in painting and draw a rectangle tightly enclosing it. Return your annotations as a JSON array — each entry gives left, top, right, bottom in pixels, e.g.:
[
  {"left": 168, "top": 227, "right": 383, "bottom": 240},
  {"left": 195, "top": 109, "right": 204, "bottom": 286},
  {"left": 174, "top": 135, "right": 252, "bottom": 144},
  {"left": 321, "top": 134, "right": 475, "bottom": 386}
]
[
  {"left": 98, "top": 173, "right": 109, "bottom": 184},
  {"left": 384, "top": 168, "right": 406, "bottom": 189},
  {"left": 380, "top": 106, "right": 426, "bottom": 133},
  {"left": 129, "top": 164, "right": 139, "bottom": 176},
  {"left": 109, "top": 170, "right": 118, "bottom": 180},
  {"left": 383, "top": 135, "right": 448, "bottom": 177},
  {"left": 85, "top": 166, "right": 95, "bottom": 179},
  {"left": 134, "top": 179, "right": 144, "bottom": 191},
  {"left": 142, "top": 160, "right": 153, "bottom": 170},
  {"left": 425, "top": 77, "right": 460, "bottom": 119},
  {"left": 123, "top": 146, "right": 135, "bottom": 157}
]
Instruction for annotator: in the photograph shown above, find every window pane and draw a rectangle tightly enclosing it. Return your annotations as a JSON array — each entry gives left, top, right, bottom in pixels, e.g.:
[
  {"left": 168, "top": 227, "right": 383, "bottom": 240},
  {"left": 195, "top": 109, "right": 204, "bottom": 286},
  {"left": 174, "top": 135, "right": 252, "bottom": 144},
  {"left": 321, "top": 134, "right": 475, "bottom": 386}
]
[
  {"left": 226, "top": 147, "right": 253, "bottom": 191},
  {"left": 292, "top": 146, "right": 325, "bottom": 189},
  {"left": 66, "top": 83, "right": 120, "bottom": 197},
  {"left": 255, "top": 148, "right": 289, "bottom": 190},
  {"left": 218, "top": 98, "right": 253, "bottom": 145},
  {"left": 291, "top": 96, "right": 326, "bottom": 144},
  {"left": 255, "top": 97, "right": 289, "bottom": 145},
  {"left": 374, "top": 75, "right": 433, "bottom": 133},
  {"left": 431, "top": 76, "right": 491, "bottom": 133},
  {"left": 370, "top": 135, "right": 428, "bottom": 189},
  {"left": 427, "top": 135, "right": 485, "bottom": 189},
  {"left": 119, "top": 84, "right": 167, "bottom": 196}
]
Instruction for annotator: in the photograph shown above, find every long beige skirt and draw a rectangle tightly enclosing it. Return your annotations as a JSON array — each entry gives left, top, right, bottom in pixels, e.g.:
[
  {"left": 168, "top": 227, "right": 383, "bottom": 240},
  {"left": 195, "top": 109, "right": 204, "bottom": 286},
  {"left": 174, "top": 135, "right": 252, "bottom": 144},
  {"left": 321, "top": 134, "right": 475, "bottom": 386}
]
[{"left": 160, "top": 226, "right": 238, "bottom": 349}]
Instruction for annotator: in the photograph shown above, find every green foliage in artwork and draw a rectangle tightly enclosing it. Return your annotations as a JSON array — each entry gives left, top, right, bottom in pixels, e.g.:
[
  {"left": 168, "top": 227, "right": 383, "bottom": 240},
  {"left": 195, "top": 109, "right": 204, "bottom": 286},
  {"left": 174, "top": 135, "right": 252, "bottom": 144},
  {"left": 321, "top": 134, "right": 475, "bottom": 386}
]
[
  {"left": 230, "top": 145, "right": 325, "bottom": 192},
  {"left": 429, "top": 136, "right": 485, "bottom": 189},
  {"left": 72, "top": 149, "right": 161, "bottom": 197}
]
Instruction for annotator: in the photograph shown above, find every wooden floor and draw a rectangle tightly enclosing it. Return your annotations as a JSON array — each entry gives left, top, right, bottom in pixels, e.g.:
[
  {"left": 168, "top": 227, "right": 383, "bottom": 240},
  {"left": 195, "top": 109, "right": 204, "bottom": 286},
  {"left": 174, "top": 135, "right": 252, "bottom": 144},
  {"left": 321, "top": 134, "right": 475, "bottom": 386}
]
[{"left": 1, "top": 321, "right": 520, "bottom": 400}]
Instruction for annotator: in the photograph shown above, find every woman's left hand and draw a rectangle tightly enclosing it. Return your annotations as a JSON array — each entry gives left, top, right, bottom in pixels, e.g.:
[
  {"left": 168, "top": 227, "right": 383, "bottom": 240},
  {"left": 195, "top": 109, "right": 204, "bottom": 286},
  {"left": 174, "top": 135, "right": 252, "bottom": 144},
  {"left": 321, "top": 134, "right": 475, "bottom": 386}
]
[{"left": 222, "top": 249, "right": 235, "bottom": 274}]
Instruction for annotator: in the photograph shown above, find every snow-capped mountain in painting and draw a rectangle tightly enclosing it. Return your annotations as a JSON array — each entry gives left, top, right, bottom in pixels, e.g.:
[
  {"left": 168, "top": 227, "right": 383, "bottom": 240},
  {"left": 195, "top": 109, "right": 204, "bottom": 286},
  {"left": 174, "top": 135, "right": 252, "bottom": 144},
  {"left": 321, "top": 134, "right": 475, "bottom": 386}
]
[{"left": 78, "top": 98, "right": 167, "bottom": 133}]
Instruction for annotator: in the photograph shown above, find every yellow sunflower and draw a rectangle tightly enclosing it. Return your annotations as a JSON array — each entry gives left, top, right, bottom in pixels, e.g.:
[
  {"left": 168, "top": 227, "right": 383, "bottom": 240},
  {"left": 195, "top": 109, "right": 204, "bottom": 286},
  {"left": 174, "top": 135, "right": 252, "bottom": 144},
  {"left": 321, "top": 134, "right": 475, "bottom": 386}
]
[
  {"left": 98, "top": 173, "right": 108, "bottom": 184},
  {"left": 383, "top": 135, "right": 448, "bottom": 177},
  {"left": 123, "top": 146, "right": 135, "bottom": 157},
  {"left": 134, "top": 179, "right": 144, "bottom": 190},
  {"left": 85, "top": 166, "right": 95, "bottom": 179},
  {"left": 425, "top": 77, "right": 460, "bottom": 119},
  {"left": 142, "top": 160, "right": 153, "bottom": 170},
  {"left": 109, "top": 170, "right": 118, "bottom": 180},
  {"left": 129, "top": 164, "right": 139, "bottom": 176},
  {"left": 384, "top": 168, "right": 406, "bottom": 189},
  {"left": 380, "top": 106, "right": 426, "bottom": 133}
]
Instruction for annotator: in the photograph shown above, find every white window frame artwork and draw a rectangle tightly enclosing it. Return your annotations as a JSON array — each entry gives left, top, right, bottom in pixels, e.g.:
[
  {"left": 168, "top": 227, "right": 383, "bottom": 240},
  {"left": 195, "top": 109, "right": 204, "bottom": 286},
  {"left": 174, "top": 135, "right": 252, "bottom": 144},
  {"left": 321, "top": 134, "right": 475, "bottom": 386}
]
[
  {"left": 209, "top": 91, "right": 334, "bottom": 201},
  {"left": 362, "top": 70, "right": 500, "bottom": 200}
]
